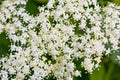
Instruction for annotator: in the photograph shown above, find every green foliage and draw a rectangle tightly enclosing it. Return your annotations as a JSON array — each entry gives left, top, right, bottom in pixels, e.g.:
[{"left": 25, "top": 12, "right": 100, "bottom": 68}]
[
  {"left": 33, "top": 0, "right": 48, "bottom": 5},
  {"left": 98, "top": 0, "right": 120, "bottom": 7},
  {"left": 112, "top": 0, "right": 120, "bottom": 5},
  {"left": 90, "top": 64, "right": 105, "bottom": 80},
  {"left": 90, "top": 61, "right": 120, "bottom": 80},
  {"left": 0, "top": 0, "right": 3, "bottom": 5},
  {"left": 26, "top": 0, "right": 40, "bottom": 16},
  {"left": 0, "top": 32, "right": 11, "bottom": 57}
]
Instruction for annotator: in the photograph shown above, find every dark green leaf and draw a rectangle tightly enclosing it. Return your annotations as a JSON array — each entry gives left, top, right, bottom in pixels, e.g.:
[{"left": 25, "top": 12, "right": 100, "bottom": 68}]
[
  {"left": 0, "top": 32, "right": 11, "bottom": 58},
  {"left": 33, "top": 0, "right": 48, "bottom": 5},
  {"left": 26, "top": 0, "right": 40, "bottom": 16}
]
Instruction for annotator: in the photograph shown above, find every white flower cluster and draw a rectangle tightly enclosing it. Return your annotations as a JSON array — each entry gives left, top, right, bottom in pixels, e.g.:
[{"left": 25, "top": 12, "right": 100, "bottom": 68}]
[{"left": 0, "top": 0, "right": 120, "bottom": 80}]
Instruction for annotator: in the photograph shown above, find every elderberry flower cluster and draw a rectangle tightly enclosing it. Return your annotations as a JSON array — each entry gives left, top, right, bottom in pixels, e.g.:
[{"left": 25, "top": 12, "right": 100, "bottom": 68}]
[{"left": 0, "top": 0, "right": 120, "bottom": 80}]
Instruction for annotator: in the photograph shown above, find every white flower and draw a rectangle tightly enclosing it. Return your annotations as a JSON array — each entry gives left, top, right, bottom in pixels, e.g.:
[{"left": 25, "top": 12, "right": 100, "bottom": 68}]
[
  {"left": 8, "top": 66, "right": 16, "bottom": 74},
  {"left": 82, "top": 58, "right": 94, "bottom": 73},
  {"left": 47, "top": 0, "right": 55, "bottom": 9},
  {"left": 73, "top": 13, "right": 81, "bottom": 21},
  {"left": 16, "top": 72, "right": 25, "bottom": 80},
  {"left": 1, "top": 70, "right": 8, "bottom": 80},
  {"left": 0, "top": 24, "right": 4, "bottom": 33},
  {"left": 66, "top": 63, "right": 74, "bottom": 72},
  {"left": 74, "top": 70, "right": 81, "bottom": 77},
  {"left": 66, "top": 77, "right": 72, "bottom": 80},
  {"left": 0, "top": 13, "right": 6, "bottom": 22},
  {"left": 22, "top": 65, "right": 30, "bottom": 75}
]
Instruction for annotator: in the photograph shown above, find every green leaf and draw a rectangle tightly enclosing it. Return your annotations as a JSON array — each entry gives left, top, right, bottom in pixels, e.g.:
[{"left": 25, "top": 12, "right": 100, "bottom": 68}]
[
  {"left": 0, "top": 32, "right": 11, "bottom": 58},
  {"left": 26, "top": 0, "right": 40, "bottom": 16},
  {"left": 33, "top": 0, "right": 48, "bottom": 5},
  {"left": 112, "top": 0, "right": 120, "bottom": 5},
  {"left": 89, "top": 64, "right": 105, "bottom": 80}
]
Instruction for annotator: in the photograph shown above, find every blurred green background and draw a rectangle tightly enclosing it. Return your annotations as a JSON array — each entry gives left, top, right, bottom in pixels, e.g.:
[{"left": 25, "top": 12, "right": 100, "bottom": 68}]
[{"left": 0, "top": 0, "right": 120, "bottom": 80}]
